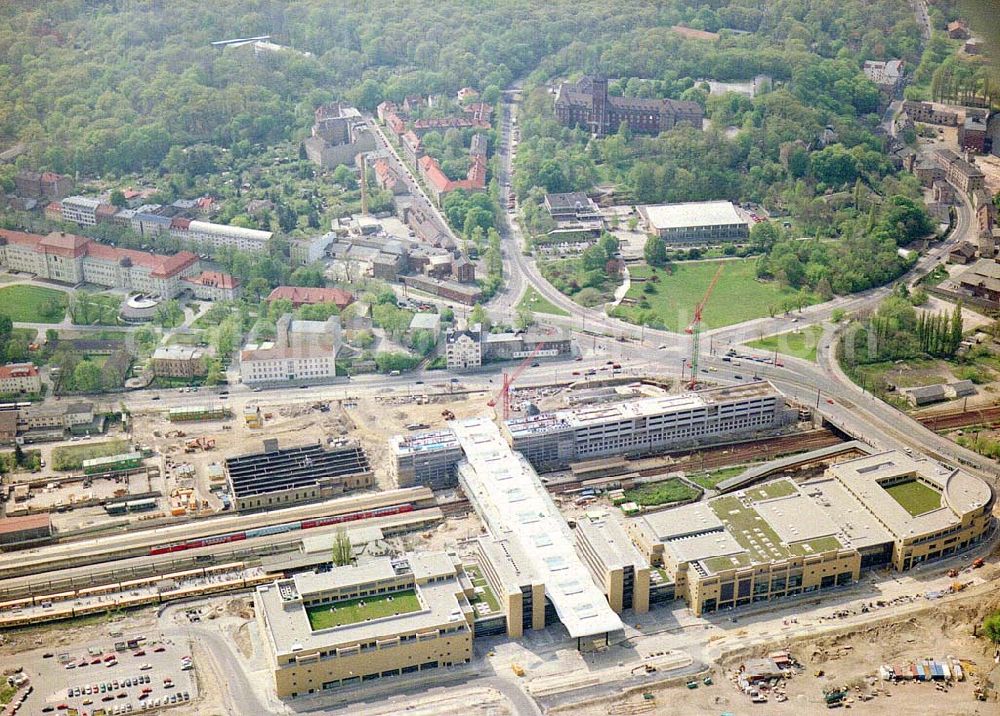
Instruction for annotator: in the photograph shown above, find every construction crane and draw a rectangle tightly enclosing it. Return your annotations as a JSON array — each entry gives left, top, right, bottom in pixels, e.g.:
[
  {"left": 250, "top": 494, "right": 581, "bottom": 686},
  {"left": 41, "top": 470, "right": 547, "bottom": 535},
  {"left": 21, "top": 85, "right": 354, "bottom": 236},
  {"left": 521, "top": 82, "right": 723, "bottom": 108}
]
[
  {"left": 685, "top": 265, "right": 724, "bottom": 389},
  {"left": 488, "top": 343, "right": 545, "bottom": 421}
]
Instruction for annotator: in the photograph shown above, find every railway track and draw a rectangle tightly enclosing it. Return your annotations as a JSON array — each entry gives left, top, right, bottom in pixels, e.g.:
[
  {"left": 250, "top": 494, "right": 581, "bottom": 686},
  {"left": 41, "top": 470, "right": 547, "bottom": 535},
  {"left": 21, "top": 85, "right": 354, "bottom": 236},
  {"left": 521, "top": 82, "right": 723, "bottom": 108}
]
[{"left": 916, "top": 405, "right": 1000, "bottom": 431}]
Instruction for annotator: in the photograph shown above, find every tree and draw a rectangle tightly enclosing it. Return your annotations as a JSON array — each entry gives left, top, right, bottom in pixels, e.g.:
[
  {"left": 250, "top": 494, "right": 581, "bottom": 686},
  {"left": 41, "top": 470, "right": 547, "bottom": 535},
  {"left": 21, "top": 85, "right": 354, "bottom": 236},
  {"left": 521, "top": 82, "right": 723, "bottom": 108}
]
[
  {"left": 440, "top": 307, "right": 455, "bottom": 323},
  {"left": 644, "top": 235, "right": 669, "bottom": 267},
  {"left": 13, "top": 442, "right": 25, "bottom": 468},
  {"left": 204, "top": 357, "right": 223, "bottom": 386},
  {"left": 749, "top": 221, "right": 781, "bottom": 253},
  {"left": 409, "top": 329, "right": 438, "bottom": 356},
  {"left": 72, "top": 361, "right": 103, "bottom": 393},
  {"left": 515, "top": 306, "right": 535, "bottom": 330},
  {"left": 950, "top": 301, "right": 964, "bottom": 354},
  {"left": 331, "top": 529, "right": 353, "bottom": 566},
  {"left": 332, "top": 165, "right": 357, "bottom": 190},
  {"left": 469, "top": 304, "right": 490, "bottom": 330},
  {"left": 110, "top": 189, "right": 126, "bottom": 208}
]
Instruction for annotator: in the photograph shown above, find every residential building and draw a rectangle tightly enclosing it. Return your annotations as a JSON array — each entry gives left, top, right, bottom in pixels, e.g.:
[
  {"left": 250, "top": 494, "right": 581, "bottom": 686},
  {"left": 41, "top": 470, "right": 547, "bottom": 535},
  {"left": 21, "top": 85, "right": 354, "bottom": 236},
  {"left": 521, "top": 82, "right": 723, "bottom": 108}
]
[
  {"left": 18, "top": 401, "right": 94, "bottom": 433},
  {"left": 173, "top": 220, "right": 273, "bottom": 253},
  {"left": 151, "top": 346, "right": 207, "bottom": 378},
  {"left": 60, "top": 196, "right": 101, "bottom": 226},
  {"left": 554, "top": 76, "right": 703, "bottom": 137},
  {"left": 445, "top": 325, "right": 483, "bottom": 370},
  {"left": 863, "top": 59, "right": 905, "bottom": 96},
  {"left": 638, "top": 201, "right": 750, "bottom": 244},
  {"left": 182, "top": 270, "right": 242, "bottom": 301},
  {"left": 960, "top": 114, "right": 988, "bottom": 153},
  {"left": 948, "top": 241, "right": 977, "bottom": 264},
  {"left": 457, "top": 87, "right": 480, "bottom": 102},
  {"left": 0, "top": 411, "right": 17, "bottom": 445},
  {"left": 901, "top": 101, "right": 958, "bottom": 126},
  {"left": 254, "top": 552, "right": 473, "bottom": 698},
  {"left": 400, "top": 275, "right": 481, "bottom": 305},
  {"left": 0, "top": 363, "right": 42, "bottom": 394},
  {"left": 267, "top": 286, "right": 355, "bottom": 310},
  {"left": 933, "top": 180, "right": 954, "bottom": 204},
  {"left": 373, "top": 158, "right": 408, "bottom": 196},
  {"left": 410, "top": 117, "right": 488, "bottom": 138},
  {"left": 935, "top": 149, "right": 985, "bottom": 193},
  {"left": 452, "top": 255, "right": 475, "bottom": 283},
  {"left": 226, "top": 438, "right": 372, "bottom": 512},
  {"left": 418, "top": 155, "right": 486, "bottom": 206},
  {"left": 240, "top": 314, "right": 342, "bottom": 386},
  {"left": 504, "top": 382, "right": 794, "bottom": 471}
]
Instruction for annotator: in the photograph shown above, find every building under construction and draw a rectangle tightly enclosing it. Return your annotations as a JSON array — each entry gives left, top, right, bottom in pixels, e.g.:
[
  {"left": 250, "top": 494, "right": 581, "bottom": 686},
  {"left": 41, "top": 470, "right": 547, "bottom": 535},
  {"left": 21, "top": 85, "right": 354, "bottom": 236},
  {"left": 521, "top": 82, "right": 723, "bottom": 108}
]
[{"left": 225, "top": 439, "right": 374, "bottom": 512}]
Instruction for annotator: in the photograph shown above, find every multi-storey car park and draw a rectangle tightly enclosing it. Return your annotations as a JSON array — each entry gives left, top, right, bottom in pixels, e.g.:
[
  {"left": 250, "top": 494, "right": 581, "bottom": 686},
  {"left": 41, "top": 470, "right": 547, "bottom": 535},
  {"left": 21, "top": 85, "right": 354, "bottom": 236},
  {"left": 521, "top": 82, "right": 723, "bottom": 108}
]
[
  {"left": 503, "top": 382, "right": 796, "bottom": 472},
  {"left": 254, "top": 551, "right": 474, "bottom": 698},
  {"left": 225, "top": 439, "right": 374, "bottom": 512},
  {"left": 390, "top": 382, "right": 795, "bottom": 487}
]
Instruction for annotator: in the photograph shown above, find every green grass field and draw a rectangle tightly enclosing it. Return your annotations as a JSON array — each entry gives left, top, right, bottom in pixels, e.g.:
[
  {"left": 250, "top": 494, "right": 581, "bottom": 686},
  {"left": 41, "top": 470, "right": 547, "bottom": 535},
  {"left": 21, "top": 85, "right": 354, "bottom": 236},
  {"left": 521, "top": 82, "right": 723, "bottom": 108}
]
[
  {"left": 515, "top": 285, "right": 570, "bottom": 317},
  {"left": 688, "top": 466, "right": 746, "bottom": 490},
  {"left": 51, "top": 439, "right": 129, "bottom": 471},
  {"left": 612, "top": 260, "right": 819, "bottom": 332},
  {"left": 747, "top": 325, "right": 823, "bottom": 362},
  {"left": 624, "top": 479, "right": 699, "bottom": 507},
  {"left": 0, "top": 285, "right": 68, "bottom": 323},
  {"left": 307, "top": 589, "right": 421, "bottom": 630},
  {"left": 884, "top": 480, "right": 942, "bottom": 516}
]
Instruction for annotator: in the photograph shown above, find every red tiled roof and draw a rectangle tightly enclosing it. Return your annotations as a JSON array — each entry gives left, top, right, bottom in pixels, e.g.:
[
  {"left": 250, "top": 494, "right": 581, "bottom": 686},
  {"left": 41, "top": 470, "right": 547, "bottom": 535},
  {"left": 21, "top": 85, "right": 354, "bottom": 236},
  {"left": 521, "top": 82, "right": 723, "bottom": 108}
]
[
  {"left": 171, "top": 217, "right": 192, "bottom": 230},
  {"left": 184, "top": 270, "right": 240, "bottom": 290},
  {"left": 0, "top": 512, "right": 51, "bottom": 536},
  {"left": 267, "top": 286, "right": 354, "bottom": 309},
  {"left": 40, "top": 171, "right": 63, "bottom": 182},
  {"left": 0, "top": 228, "right": 45, "bottom": 248},
  {"left": 40, "top": 231, "right": 89, "bottom": 258},
  {"left": 0, "top": 363, "right": 38, "bottom": 379},
  {"left": 419, "top": 156, "right": 453, "bottom": 193},
  {"left": 95, "top": 204, "right": 118, "bottom": 217}
]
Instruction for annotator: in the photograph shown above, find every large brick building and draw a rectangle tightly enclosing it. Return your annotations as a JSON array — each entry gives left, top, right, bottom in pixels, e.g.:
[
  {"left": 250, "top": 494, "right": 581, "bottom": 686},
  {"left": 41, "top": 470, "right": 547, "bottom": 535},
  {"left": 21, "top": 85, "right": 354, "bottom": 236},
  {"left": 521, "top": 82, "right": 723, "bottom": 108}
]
[{"left": 554, "top": 76, "right": 703, "bottom": 137}]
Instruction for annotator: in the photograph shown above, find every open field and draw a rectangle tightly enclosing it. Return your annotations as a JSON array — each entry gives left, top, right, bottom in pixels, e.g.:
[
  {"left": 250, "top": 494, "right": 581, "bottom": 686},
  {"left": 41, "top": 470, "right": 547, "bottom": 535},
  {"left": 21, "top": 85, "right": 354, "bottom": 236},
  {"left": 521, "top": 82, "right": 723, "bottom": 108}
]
[
  {"left": 71, "top": 293, "right": 122, "bottom": 326},
  {"left": 516, "top": 285, "right": 570, "bottom": 317},
  {"left": 748, "top": 325, "right": 823, "bottom": 362},
  {"left": 624, "top": 478, "right": 699, "bottom": 507},
  {"left": 612, "top": 260, "right": 819, "bottom": 332},
  {"left": 306, "top": 589, "right": 421, "bottom": 630},
  {"left": 884, "top": 479, "right": 942, "bottom": 516},
  {"left": 51, "top": 438, "right": 130, "bottom": 471},
  {"left": 0, "top": 284, "right": 67, "bottom": 323}
]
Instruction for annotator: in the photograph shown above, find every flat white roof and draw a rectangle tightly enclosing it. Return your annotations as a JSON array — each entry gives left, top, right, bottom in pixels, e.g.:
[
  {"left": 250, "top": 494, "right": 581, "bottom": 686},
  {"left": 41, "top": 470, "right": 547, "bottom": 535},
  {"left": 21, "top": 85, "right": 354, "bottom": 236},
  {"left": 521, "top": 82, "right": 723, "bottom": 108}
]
[
  {"left": 451, "top": 417, "right": 623, "bottom": 639},
  {"left": 641, "top": 201, "right": 746, "bottom": 230},
  {"left": 187, "top": 220, "right": 272, "bottom": 241}
]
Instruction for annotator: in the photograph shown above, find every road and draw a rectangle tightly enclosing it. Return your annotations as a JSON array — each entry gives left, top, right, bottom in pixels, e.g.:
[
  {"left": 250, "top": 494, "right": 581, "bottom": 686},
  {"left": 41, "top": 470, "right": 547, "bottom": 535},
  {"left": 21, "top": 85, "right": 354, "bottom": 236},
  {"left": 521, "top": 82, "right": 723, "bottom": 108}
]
[{"left": 366, "top": 116, "right": 459, "bottom": 249}]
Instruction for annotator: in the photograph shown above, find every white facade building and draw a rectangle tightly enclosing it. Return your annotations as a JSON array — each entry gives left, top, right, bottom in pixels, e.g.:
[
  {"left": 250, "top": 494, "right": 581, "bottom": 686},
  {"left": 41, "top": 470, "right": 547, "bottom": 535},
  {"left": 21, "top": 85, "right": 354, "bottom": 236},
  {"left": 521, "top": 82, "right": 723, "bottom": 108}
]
[
  {"left": 60, "top": 196, "right": 101, "bottom": 226},
  {"left": 240, "top": 314, "right": 341, "bottom": 386}
]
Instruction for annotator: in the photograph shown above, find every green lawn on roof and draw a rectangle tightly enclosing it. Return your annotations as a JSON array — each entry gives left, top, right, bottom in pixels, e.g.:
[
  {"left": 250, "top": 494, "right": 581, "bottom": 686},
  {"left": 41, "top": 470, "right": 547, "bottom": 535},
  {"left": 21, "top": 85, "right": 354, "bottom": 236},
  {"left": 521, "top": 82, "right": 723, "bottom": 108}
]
[
  {"left": 748, "top": 479, "right": 798, "bottom": 501},
  {"left": 710, "top": 495, "right": 789, "bottom": 563},
  {"left": 789, "top": 535, "right": 842, "bottom": 556},
  {"left": 883, "top": 480, "right": 942, "bottom": 517},
  {"left": 307, "top": 589, "right": 421, "bottom": 630},
  {"left": 625, "top": 478, "right": 700, "bottom": 507}
]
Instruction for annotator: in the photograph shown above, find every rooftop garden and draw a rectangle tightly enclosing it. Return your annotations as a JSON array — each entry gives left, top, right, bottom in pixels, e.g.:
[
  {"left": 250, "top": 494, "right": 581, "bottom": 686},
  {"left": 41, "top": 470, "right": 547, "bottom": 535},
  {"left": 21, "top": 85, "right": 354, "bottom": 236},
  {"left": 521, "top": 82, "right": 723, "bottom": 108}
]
[
  {"left": 883, "top": 479, "right": 942, "bottom": 517},
  {"left": 306, "top": 589, "right": 421, "bottom": 630}
]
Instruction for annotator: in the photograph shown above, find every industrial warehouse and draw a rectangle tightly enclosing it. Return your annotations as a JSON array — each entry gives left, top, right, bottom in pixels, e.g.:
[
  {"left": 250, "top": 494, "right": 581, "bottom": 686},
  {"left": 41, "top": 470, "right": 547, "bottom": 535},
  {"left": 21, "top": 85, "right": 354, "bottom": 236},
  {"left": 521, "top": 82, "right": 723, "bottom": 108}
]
[{"left": 225, "top": 439, "right": 374, "bottom": 511}]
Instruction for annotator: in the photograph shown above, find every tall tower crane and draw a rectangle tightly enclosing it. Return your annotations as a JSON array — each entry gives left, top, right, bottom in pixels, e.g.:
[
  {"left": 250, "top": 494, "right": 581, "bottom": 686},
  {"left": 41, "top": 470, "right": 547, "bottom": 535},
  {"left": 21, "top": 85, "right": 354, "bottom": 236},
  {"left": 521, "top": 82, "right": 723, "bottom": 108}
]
[
  {"left": 685, "top": 265, "right": 724, "bottom": 389},
  {"left": 487, "top": 343, "right": 545, "bottom": 421}
]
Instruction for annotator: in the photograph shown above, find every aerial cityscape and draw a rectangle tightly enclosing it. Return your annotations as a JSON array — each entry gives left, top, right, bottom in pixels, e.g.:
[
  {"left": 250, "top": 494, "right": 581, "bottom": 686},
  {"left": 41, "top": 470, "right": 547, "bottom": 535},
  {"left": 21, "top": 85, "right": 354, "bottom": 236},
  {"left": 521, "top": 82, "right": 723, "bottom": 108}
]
[{"left": 1, "top": 1, "right": 1000, "bottom": 715}]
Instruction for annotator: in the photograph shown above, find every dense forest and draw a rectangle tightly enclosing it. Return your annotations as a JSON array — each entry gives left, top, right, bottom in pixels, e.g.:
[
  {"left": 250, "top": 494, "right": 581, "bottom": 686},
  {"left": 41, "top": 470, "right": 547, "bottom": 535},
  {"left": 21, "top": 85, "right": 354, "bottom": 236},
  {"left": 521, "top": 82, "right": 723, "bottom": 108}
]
[{"left": 0, "top": 0, "right": 934, "bottom": 180}]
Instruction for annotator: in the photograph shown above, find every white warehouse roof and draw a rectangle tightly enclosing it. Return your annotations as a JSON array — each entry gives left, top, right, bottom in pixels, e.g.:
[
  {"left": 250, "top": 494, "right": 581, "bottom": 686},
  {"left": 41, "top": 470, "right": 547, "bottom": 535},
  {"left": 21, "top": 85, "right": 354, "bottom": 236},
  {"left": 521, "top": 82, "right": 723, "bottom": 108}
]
[{"left": 641, "top": 201, "right": 746, "bottom": 230}]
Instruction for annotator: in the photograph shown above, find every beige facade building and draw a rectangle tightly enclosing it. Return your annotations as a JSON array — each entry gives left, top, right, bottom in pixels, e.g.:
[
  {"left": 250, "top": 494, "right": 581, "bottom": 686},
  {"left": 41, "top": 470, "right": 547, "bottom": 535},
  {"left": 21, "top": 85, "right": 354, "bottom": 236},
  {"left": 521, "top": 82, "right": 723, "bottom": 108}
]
[
  {"left": 0, "top": 363, "right": 42, "bottom": 395},
  {"left": 255, "top": 552, "right": 473, "bottom": 698},
  {"left": 151, "top": 346, "right": 207, "bottom": 378},
  {"left": 626, "top": 451, "right": 993, "bottom": 616},
  {"left": 240, "top": 314, "right": 341, "bottom": 386}
]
